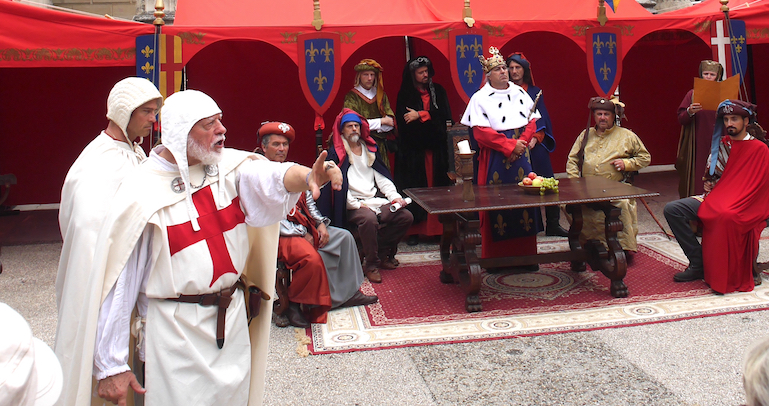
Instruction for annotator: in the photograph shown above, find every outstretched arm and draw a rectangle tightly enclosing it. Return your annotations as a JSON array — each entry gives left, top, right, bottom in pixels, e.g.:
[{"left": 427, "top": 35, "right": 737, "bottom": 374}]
[{"left": 283, "top": 150, "right": 343, "bottom": 200}]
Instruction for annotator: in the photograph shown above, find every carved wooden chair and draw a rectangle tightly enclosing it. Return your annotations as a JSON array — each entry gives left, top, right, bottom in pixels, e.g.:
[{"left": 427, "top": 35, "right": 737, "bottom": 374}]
[{"left": 272, "top": 261, "right": 292, "bottom": 327}]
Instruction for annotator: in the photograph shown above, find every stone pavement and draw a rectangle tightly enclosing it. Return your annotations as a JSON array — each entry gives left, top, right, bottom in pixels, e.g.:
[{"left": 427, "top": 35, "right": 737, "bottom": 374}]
[{"left": 1, "top": 170, "right": 767, "bottom": 405}]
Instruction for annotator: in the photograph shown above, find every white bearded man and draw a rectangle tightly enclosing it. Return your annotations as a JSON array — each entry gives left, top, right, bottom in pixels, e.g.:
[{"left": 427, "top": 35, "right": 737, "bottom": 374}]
[
  {"left": 54, "top": 77, "right": 161, "bottom": 406},
  {"left": 257, "top": 121, "right": 377, "bottom": 328},
  {"left": 80, "top": 90, "right": 342, "bottom": 406}
]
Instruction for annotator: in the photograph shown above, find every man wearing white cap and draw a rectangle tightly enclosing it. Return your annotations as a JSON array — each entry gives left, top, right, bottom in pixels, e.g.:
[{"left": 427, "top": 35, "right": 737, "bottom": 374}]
[
  {"left": 86, "top": 90, "right": 341, "bottom": 406},
  {"left": 0, "top": 303, "right": 63, "bottom": 406},
  {"left": 54, "top": 77, "right": 161, "bottom": 406}
]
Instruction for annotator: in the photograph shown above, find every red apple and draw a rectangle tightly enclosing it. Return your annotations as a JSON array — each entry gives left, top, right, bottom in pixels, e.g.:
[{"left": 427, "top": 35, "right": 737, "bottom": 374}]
[
  {"left": 522, "top": 177, "right": 533, "bottom": 185},
  {"left": 527, "top": 172, "right": 537, "bottom": 180}
]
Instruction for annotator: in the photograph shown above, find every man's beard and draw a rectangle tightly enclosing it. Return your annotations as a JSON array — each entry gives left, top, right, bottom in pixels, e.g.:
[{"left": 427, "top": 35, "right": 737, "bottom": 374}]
[
  {"left": 347, "top": 134, "right": 360, "bottom": 144},
  {"left": 726, "top": 126, "right": 739, "bottom": 136},
  {"left": 187, "top": 136, "right": 222, "bottom": 165}
]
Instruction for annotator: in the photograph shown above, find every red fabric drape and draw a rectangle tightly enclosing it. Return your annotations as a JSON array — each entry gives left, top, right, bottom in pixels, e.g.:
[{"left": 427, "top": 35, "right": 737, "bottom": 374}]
[{"left": 699, "top": 139, "right": 769, "bottom": 293}]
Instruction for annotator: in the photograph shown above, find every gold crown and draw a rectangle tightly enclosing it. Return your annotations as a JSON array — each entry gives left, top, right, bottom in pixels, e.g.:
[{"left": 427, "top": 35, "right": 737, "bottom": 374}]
[{"left": 479, "top": 46, "right": 505, "bottom": 74}]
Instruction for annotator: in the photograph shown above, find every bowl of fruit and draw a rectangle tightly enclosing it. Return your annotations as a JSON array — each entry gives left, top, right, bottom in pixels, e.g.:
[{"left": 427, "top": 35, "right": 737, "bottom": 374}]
[{"left": 518, "top": 172, "right": 560, "bottom": 195}]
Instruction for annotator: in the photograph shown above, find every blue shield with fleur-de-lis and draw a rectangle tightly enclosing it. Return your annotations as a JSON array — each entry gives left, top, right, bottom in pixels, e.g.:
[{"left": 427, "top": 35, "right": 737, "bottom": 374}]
[
  {"left": 297, "top": 32, "right": 341, "bottom": 116},
  {"left": 586, "top": 26, "right": 622, "bottom": 98},
  {"left": 136, "top": 34, "right": 159, "bottom": 87},
  {"left": 449, "top": 29, "right": 488, "bottom": 103}
]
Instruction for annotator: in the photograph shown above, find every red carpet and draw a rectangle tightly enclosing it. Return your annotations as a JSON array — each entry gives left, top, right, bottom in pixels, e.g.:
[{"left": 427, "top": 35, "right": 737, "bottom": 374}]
[
  {"left": 306, "top": 234, "right": 769, "bottom": 354},
  {"left": 366, "top": 245, "right": 699, "bottom": 325}
]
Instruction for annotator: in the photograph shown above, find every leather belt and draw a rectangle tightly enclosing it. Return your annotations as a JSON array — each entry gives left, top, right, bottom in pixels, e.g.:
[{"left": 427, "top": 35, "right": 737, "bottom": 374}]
[{"left": 166, "top": 281, "right": 241, "bottom": 349}]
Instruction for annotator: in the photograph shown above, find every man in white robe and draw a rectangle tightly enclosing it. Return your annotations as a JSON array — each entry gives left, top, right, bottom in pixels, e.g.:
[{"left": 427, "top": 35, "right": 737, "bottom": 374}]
[
  {"left": 87, "top": 90, "right": 342, "bottom": 405},
  {"left": 54, "top": 77, "right": 162, "bottom": 406}
]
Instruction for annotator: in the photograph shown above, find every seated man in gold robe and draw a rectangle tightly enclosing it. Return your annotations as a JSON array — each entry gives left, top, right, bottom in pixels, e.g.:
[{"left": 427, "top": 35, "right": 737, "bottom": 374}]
[{"left": 565, "top": 97, "right": 651, "bottom": 260}]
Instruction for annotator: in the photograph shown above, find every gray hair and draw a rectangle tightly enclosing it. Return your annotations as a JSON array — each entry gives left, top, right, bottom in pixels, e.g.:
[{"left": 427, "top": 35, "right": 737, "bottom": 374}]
[{"left": 744, "top": 336, "right": 769, "bottom": 406}]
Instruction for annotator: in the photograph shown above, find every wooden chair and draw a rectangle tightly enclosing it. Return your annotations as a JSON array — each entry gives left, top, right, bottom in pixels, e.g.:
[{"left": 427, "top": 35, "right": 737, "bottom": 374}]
[{"left": 272, "top": 261, "right": 291, "bottom": 327}]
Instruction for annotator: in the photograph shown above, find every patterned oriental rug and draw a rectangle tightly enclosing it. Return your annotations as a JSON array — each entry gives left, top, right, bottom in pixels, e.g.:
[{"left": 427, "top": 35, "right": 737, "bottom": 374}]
[{"left": 304, "top": 233, "right": 769, "bottom": 355}]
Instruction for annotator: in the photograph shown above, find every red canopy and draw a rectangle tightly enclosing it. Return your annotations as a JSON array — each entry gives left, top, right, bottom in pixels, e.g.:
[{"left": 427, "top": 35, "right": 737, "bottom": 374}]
[{"left": 0, "top": 0, "right": 152, "bottom": 68}]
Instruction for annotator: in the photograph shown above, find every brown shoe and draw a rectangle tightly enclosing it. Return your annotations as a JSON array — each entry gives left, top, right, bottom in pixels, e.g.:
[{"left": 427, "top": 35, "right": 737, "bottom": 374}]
[
  {"left": 340, "top": 290, "right": 379, "bottom": 307},
  {"left": 380, "top": 258, "right": 398, "bottom": 270},
  {"left": 388, "top": 257, "right": 400, "bottom": 267},
  {"left": 364, "top": 268, "right": 382, "bottom": 283}
]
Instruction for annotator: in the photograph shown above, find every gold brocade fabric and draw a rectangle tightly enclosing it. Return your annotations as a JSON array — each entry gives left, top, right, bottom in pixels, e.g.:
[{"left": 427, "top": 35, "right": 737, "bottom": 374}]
[{"left": 565, "top": 125, "right": 651, "bottom": 251}]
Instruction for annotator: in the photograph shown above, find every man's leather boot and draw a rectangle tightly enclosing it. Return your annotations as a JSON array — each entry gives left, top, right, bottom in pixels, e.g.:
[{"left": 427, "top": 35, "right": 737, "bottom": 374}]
[
  {"left": 673, "top": 266, "right": 704, "bottom": 282},
  {"left": 545, "top": 206, "right": 569, "bottom": 237}
]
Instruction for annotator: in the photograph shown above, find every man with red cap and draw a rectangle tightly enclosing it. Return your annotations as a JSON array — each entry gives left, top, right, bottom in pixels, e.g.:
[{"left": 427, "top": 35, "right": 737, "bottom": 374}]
[
  {"left": 318, "top": 109, "right": 413, "bottom": 283},
  {"left": 665, "top": 99, "right": 769, "bottom": 294},
  {"left": 257, "top": 122, "right": 378, "bottom": 328}
]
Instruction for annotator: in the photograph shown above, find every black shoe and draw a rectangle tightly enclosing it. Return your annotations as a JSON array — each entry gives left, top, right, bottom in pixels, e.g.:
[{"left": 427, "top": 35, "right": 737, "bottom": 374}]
[
  {"left": 673, "top": 266, "right": 704, "bottom": 282},
  {"left": 545, "top": 224, "right": 569, "bottom": 237},
  {"left": 407, "top": 235, "right": 419, "bottom": 246},
  {"left": 284, "top": 303, "right": 310, "bottom": 328}
]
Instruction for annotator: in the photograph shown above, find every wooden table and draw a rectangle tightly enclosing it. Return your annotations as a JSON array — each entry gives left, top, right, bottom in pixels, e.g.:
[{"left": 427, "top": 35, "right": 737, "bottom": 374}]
[{"left": 404, "top": 177, "right": 660, "bottom": 312}]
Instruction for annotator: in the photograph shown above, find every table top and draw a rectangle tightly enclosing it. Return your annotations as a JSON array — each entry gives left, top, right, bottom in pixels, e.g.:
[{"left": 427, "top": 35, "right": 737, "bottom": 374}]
[{"left": 404, "top": 177, "right": 660, "bottom": 214}]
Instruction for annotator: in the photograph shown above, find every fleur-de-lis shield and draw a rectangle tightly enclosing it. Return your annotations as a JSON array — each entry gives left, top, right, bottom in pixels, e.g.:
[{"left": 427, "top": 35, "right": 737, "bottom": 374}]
[
  {"left": 449, "top": 29, "right": 488, "bottom": 103},
  {"left": 136, "top": 34, "right": 159, "bottom": 86},
  {"left": 135, "top": 34, "right": 183, "bottom": 99},
  {"left": 297, "top": 32, "right": 341, "bottom": 118},
  {"left": 586, "top": 26, "right": 622, "bottom": 98}
]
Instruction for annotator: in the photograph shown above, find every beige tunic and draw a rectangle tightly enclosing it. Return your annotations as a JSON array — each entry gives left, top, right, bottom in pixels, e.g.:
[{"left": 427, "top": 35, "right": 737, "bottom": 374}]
[{"left": 565, "top": 125, "right": 651, "bottom": 251}]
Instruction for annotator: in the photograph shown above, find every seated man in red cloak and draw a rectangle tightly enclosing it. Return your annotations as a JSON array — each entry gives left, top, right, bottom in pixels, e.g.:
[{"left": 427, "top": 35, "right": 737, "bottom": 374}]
[
  {"left": 664, "top": 99, "right": 769, "bottom": 293},
  {"left": 256, "top": 122, "right": 378, "bottom": 328}
]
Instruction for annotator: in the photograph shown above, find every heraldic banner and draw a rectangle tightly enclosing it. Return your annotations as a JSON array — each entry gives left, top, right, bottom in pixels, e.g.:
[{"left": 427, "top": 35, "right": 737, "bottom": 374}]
[
  {"left": 586, "top": 26, "right": 622, "bottom": 98},
  {"left": 449, "top": 29, "right": 487, "bottom": 103},
  {"left": 297, "top": 32, "right": 342, "bottom": 131},
  {"left": 135, "top": 34, "right": 183, "bottom": 99},
  {"left": 710, "top": 19, "right": 747, "bottom": 85}
]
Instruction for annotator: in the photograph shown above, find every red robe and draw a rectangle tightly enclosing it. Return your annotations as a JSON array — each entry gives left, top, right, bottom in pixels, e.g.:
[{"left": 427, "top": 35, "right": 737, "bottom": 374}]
[
  {"left": 276, "top": 194, "right": 332, "bottom": 323},
  {"left": 699, "top": 138, "right": 769, "bottom": 293},
  {"left": 474, "top": 120, "right": 538, "bottom": 258}
]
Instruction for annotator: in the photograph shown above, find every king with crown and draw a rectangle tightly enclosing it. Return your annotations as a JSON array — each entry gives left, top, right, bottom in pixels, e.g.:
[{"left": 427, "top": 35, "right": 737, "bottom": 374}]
[{"left": 460, "top": 46, "right": 544, "bottom": 267}]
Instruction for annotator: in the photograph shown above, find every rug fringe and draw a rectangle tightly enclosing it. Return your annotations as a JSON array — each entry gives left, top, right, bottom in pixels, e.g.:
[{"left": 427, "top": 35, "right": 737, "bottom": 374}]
[{"left": 294, "top": 327, "right": 312, "bottom": 357}]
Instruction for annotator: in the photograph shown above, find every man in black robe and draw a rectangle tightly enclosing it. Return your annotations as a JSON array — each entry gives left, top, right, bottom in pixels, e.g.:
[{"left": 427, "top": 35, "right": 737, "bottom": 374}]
[{"left": 394, "top": 56, "right": 452, "bottom": 245}]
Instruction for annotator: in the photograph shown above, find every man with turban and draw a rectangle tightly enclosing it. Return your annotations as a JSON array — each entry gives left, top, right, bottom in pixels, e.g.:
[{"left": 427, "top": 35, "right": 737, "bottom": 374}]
[
  {"left": 257, "top": 121, "right": 377, "bottom": 328},
  {"left": 54, "top": 77, "right": 162, "bottom": 406},
  {"left": 394, "top": 56, "right": 453, "bottom": 245},
  {"left": 665, "top": 100, "right": 769, "bottom": 294},
  {"left": 318, "top": 109, "right": 413, "bottom": 284},
  {"left": 343, "top": 59, "right": 396, "bottom": 170},
  {"left": 676, "top": 60, "right": 725, "bottom": 197},
  {"left": 566, "top": 97, "right": 651, "bottom": 258},
  {"left": 506, "top": 53, "right": 568, "bottom": 237},
  {"left": 460, "top": 47, "right": 541, "bottom": 265},
  {"left": 85, "top": 90, "right": 342, "bottom": 405}
]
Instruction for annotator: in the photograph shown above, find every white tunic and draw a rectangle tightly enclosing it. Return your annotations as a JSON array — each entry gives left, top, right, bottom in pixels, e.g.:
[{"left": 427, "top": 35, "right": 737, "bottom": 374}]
[
  {"left": 55, "top": 132, "right": 146, "bottom": 406},
  {"left": 93, "top": 148, "right": 299, "bottom": 405}
]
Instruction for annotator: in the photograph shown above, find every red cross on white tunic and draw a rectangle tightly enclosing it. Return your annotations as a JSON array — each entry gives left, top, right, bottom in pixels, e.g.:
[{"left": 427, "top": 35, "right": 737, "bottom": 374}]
[{"left": 167, "top": 185, "right": 246, "bottom": 287}]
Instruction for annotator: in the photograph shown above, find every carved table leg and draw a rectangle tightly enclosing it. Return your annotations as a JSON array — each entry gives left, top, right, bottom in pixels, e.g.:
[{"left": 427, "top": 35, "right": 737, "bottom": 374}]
[
  {"left": 438, "top": 214, "right": 456, "bottom": 284},
  {"left": 584, "top": 202, "right": 628, "bottom": 298},
  {"left": 457, "top": 215, "right": 483, "bottom": 312},
  {"left": 441, "top": 213, "right": 483, "bottom": 312},
  {"left": 566, "top": 204, "right": 586, "bottom": 273}
]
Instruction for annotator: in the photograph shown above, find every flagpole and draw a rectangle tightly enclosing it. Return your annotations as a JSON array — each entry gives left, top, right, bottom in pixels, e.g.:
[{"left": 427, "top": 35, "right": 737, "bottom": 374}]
[
  {"left": 152, "top": 0, "right": 165, "bottom": 146},
  {"left": 721, "top": 0, "right": 751, "bottom": 102}
]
